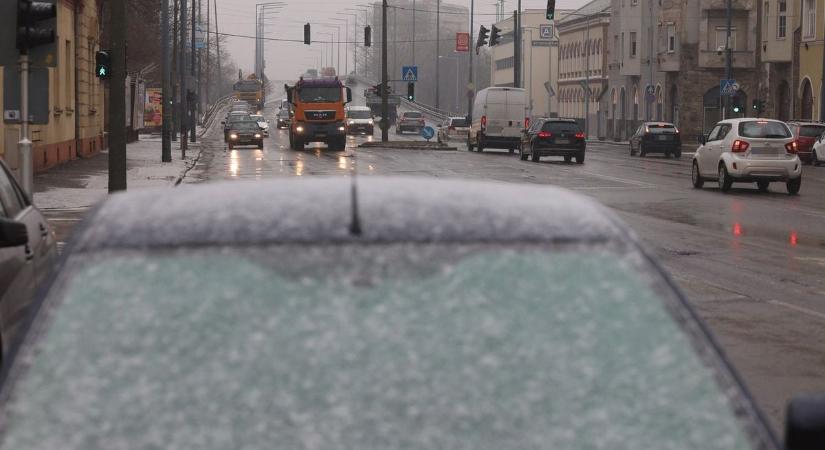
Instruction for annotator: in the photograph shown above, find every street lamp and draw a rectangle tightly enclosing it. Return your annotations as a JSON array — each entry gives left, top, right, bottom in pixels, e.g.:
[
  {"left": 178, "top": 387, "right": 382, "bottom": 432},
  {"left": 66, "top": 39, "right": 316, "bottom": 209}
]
[
  {"left": 255, "top": 2, "right": 285, "bottom": 79},
  {"left": 331, "top": 17, "right": 350, "bottom": 76},
  {"left": 439, "top": 54, "right": 465, "bottom": 114},
  {"left": 320, "top": 23, "right": 342, "bottom": 75}
]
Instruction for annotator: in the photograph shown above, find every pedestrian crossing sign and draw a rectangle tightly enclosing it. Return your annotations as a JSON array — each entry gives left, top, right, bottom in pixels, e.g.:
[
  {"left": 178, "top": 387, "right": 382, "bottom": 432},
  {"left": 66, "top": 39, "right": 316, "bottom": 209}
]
[{"left": 402, "top": 66, "right": 418, "bottom": 82}]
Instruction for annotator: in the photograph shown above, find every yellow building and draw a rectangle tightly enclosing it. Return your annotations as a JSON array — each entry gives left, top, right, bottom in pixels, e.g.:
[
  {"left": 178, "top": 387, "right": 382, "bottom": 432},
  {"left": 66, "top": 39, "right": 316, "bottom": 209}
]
[
  {"left": 798, "top": 0, "right": 824, "bottom": 120},
  {"left": 0, "top": 0, "right": 106, "bottom": 175}
]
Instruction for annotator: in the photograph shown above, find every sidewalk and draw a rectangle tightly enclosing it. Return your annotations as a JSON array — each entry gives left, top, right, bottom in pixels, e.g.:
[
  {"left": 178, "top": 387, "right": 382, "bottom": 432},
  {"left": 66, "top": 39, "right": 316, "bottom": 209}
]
[{"left": 33, "top": 134, "right": 202, "bottom": 211}]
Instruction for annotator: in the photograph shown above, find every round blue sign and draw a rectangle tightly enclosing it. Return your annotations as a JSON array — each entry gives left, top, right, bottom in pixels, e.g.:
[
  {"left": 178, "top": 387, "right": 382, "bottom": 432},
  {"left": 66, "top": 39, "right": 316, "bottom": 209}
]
[{"left": 420, "top": 126, "right": 435, "bottom": 140}]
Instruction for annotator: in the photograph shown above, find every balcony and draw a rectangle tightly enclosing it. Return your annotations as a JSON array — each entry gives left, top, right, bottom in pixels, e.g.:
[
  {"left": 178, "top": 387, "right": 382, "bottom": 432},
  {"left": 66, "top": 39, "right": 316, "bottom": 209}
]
[{"left": 698, "top": 49, "right": 755, "bottom": 69}]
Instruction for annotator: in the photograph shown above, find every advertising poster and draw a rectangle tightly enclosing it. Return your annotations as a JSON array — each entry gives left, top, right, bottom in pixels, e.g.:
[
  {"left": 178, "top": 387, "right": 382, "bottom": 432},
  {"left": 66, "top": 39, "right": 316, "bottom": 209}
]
[{"left": 144, "top": 88, "right": 163, "bottom": 128}]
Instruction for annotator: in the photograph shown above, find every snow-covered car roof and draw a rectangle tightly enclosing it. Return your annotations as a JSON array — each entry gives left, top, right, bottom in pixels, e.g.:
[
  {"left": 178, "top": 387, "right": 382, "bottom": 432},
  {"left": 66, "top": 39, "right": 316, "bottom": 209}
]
[{"left": 70, "top": 177, "right": 629, "bottom": 251}]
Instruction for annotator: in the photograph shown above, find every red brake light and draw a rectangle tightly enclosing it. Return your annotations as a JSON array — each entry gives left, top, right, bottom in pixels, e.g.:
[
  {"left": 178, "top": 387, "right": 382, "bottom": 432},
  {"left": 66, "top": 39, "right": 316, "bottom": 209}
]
[
  {"left": 731, "top": 140, "right": 750, "bottom": 153},
  {"left": 575, "top": 132, "right": 585, "bottom": 139},
  {"left": 448, "top": 126, "right": 455, "bottom": 130},
  {"left": 481, "top": 115, "right": 487, "bottom": 129},
  {"left": 785, "top": 141, "right": 798, "bottom": 153},
  {"left": 525, "top": 117, "right": 530, "bottom": 129},
  {"left": 538, "top": 131, "right": 552, "bottom": 138}
]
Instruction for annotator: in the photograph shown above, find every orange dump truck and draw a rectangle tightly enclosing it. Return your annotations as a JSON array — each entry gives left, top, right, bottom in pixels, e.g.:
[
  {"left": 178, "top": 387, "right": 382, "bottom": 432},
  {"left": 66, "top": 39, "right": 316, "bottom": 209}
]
[{"left": 285, "top": 77, "right": 352, "bottom": 151}]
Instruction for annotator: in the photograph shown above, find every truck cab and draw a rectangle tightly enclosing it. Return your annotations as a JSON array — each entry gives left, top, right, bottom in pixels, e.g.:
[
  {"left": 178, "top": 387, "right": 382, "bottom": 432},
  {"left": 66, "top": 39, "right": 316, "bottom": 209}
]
[{"left": 285, "top": 78, "right": 353, "bottom": 151}]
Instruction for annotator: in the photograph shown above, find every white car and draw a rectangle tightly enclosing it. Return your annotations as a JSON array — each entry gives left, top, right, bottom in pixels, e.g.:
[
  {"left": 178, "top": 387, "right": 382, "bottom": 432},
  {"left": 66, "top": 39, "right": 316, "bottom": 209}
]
[
  {"left": 437, "top": 117, "right": 470, "bottom": 143},
  {"left": 250, "top": 114, "right": 269, "bottom": 137},
  {"left": 345, "top": 106, "right": 375, "bottom": 135},
  {"left": 692, "top": 118, "right": 802, "bottom": 195},
  {"left": 812, "top": 131, "right": 825, "bottom": 166}
]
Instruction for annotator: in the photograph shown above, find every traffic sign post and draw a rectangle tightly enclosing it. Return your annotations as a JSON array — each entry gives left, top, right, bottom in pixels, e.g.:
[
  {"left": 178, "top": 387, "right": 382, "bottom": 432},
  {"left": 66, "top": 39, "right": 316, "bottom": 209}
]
[
  {"left": 720, "top": 79, "right": 738, "bottom": 96},
  {"left": 645, "top": 85, "right": 655, "bottom": 103},
  {"left": 539, "top": 24, "right": 553, "bottom": 40},
  {"left": 420, "top": 126, "right": 435, "bottom": 141},
  {"left": 402, "top": 66, "right": 418, "bottom": 82}
]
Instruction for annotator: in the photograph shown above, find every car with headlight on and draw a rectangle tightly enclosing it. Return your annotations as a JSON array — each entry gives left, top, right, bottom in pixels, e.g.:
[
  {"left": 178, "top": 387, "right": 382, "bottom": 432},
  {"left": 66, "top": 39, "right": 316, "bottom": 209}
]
[
  {"left": 345, "top": 106, "right": 374, "bottom": 135},
  {"left": 226, "top": 121, "right": 264, "bottom": 149},
  {"left": 437, "top": 116, "right": 470, "bottom": 143},
  {"left": 276, "top": 109, "right": 291, "bottom": 129},
  {"left": 692, "top": 119, "right": 801, "bottom": 194},
  {"left": 0, "top": 177, "right": 822, "bottom": 450}
]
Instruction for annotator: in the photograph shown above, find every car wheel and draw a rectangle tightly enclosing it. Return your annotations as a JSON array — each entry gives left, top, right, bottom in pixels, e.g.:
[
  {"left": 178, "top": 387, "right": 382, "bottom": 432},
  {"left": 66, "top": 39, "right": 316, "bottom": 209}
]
[
  {"left": 630, "top": 143, "right": 636, "bottom": 156},
  {"left": 467, "top": 135, "right": 475, "bottom": 151},
  {"left": 673, "top": 149, "right": 682, "bottom": 159},
  {"left": 786, "top": 177, "right": 801, "bottom": 195},
  {"left": 519, "top": 143, "right": 528, "bottom": 161},
  {"left": 258, "top": 142, "right": 264, "bottom": 149},
  {"left": 639, "top": 143, "right": 646, "bottom": 157},
  {"left": 530, "top": 144, "right": 540, "bottom": 162},
  {"left": 575, "top": 151, "right": 585, "bottom": 164},
  {"left": 756, "top": 180, "right": 770, "bottom": 192},
  {"left": 478, "top": 136, "right": 485, "bottom": 153},
  {"left": 718, "top": 163, "right": 733, "bottom": 192},
  {"left": 508, "top": 147, "right": 515, "bottom": 154},
  {"left": 564, "top": 155, "right": 572, "bottom": 163},
  {"left": 813, "top": 149, "right": 820, "bottom": 166},
  {"left": 691, "top": 161, "right": 704, "bottom": 188}
]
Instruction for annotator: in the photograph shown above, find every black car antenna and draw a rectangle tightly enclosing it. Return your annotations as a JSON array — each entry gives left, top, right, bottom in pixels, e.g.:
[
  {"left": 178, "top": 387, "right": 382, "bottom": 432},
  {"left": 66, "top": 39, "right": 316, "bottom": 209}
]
[{"left": 349, "top": 147, "right": 363, "bottom": 236}]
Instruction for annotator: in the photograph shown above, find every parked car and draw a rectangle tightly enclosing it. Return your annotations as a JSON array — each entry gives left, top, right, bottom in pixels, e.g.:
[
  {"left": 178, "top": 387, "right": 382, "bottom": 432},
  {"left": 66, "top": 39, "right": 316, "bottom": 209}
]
[
  {"left": 468, "top": 87, "right": 527, "bottom": 153},
  {"left": 629, "top": 122, "right": 682, "bottom": 158},
  {"left": 436, "top": 116, "right": 469, "bottom": 143},
  {"left": 0, "top": 160, "right": 56, "bottom": 364},
  {"left": 519, "top": 118, "right": 586, "bottom": 164},
  {"left": 226, "top": 121, "right": 264, "bottom": 149},
  {"left": 2, "top": 176, "right": 822, "bottom": 449},
  {"left": 250, "top": 114, "right": 270, "bottom": 137},
  {"left": 276, "top": 108, "right": 291, "bottom": 129},
  {"left": 345, "top": 106, "right": 375, "bottom": 135},
  {"left": 786, "top": 121, "right": 825, "bottom": 164},
  {"left": 395, "top": 111, "right": 425, "bottom": 134},
  {"left": 692, "top": 119, "right": 802, "bottom": 194},
  {"left": 811, "top": 131, "right": 825, "bottom": 166}
]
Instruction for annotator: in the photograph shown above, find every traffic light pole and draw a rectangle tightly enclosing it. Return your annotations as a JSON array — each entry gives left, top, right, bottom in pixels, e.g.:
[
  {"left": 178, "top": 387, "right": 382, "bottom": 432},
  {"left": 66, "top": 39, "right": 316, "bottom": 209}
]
[
  {"left": 468, "top": 0, "right": 474, "bottom": 120},
  {"left": 723, "top": 0, "right": 731, "bottom": 119},
  {"left": 381, "top": 0, "right": 388, "bottom": 142},
  {"left": 18, "top": 53, "right": 33, "bottom": 196},
  {"left": 109, "top": 0, "right": 127, "bottom": 191},
  {"left": 162, "top": 0, "right": 172, "bottom": 162},
  {"left": 180, "top": 0, "right": 189, "bottom": 155}
]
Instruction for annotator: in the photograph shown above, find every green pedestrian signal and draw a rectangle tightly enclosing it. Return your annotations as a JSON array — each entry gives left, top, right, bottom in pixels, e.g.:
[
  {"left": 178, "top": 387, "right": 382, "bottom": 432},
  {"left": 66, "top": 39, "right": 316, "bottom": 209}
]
[
  {"left": 546, "top": 0, "right": 556, "bottom": 20},
  {"left": 95, "top": 50, "right": 111, "bottom": 79}
]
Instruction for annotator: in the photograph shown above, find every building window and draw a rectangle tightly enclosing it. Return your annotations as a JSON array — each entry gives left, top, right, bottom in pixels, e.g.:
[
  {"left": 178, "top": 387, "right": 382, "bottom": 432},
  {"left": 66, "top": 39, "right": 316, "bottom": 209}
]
[
  {"left": 715, "top": 27, "right": 736, "bottom": 51},
  {"left": 777, "top": 0, "right": 787, "bottom": 38},
  {"left": 621, "top": 33, "right": 625, "bottom": 61},
  {"left": 802, "top": 0, "right": 815, "bottom": 39},
  {"left": 614, "top": 35, "right": 619, "bottom": 62},
  {"left": 495, "top": 56, "right": 515, "bottom": 70},
  {"left": 631, "top": 0, "right": 638, "bottom": 5},
  {"left": 65, "top": 40, "right": 72, "bottom": 109},
  {"left": 667, "top": 24, "right": 676, "bottom": 52},
  {"left": 763, "top": 1, "right": 770, "bottom": 36},
  {"left": 630, "top": 32, "right": 637, "bottom": 57}
]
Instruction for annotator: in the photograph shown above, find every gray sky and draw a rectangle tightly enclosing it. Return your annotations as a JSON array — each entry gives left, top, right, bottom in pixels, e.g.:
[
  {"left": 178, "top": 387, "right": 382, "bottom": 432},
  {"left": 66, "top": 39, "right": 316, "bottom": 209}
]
[{"left": 215, "top": 0, "right": 590, "bottom": 81}]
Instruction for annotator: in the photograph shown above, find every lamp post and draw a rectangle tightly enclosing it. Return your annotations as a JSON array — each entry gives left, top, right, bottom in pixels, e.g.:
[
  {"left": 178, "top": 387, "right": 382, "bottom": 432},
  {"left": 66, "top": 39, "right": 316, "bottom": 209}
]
[
  {"left": 321, "top": 24, "right": 342, "bottom": 75},
  {"left": 337, "top": 13, "right": 359, "bottom": 76},
  {"left": 440, "top": 54, "right": 465, "bottom": 114},
  {"left": 332, "top": 17, "right": 350, "bottom": 76},
  {"left": 254, "top": 2, "right": 285, "bottom": 79}
]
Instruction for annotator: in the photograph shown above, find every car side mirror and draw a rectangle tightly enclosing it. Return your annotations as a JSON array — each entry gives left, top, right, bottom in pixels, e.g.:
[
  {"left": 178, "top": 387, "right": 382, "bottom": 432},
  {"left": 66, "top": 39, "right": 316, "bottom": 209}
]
[
  {"left": 346, "top": 87, "right": 353, "bottom": 104},
  {"left": 785, "top": 393, "right": 825, "bottom": 450},
  {"left": 698, "top": 135, "right": 707, "bottom": 145},
  {"left": 0, "top": 218, "right": 29, "bottom": 248}
]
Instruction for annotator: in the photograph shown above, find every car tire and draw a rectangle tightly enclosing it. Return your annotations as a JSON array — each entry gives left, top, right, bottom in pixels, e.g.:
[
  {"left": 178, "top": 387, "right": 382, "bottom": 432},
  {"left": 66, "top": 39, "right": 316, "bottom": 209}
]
[
  {"left": 673, "top": 149, "right": 682, "bottom": 159},
  {"left": 718, "top": 163, "right": 733, "bottom": 192},
  {"left": 258, "top": 142, "right": 264, "bottom": 150},
  {"left": 467, "top": 135, "right": 475, "bottom": 152},
  {"left": 530, "top": 144, "right": 540, "bottom": 162},
  {"left": 786, "top": 177, "right": 801, "bottom": 195},
  {"left": 691, "top": 161, "right": 704, "bottom": 188},
  {"left": 564, "top": 155, "right": 572, "bottom": 163},
  {"left": 639, "top": 144, "right": 646, "bottom": 157},
  {"left": 756, "top": 180, "right": 770, "bottom": 192},
  {"left": 630, "top": 144, "right": 636, "bottom": 156},
  {"left": 519, "top": 144, "right": 529, "bottom": 161},
  {"left": 508, "top": 147, "right": 515, "bottom": 154},
  {"left": 575, "top": 151, "right": 585, "bottom": 164},
  {"left": 813, "top": 149, "right": 820, "bottom": 166},
  {"left": 478, "top": 135, "right": 485, "bottom": 153}
]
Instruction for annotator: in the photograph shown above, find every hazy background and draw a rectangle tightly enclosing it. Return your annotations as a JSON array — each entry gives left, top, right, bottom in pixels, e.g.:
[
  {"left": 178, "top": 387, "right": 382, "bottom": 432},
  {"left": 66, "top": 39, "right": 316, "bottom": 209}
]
[{"left": 215, "top": 0, "right": 590, "bottom": 81}]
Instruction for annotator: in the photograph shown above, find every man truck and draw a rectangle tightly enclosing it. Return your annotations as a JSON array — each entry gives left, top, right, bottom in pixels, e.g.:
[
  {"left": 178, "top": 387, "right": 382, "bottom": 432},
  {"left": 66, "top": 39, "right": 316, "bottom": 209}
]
[{"left": 285, "top": 77, "right": 352, "bottom": 151}]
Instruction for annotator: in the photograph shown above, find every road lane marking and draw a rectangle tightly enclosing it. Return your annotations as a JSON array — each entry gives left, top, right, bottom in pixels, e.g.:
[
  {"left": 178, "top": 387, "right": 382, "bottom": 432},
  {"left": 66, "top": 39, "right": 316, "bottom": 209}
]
[
  {"left": 579, "top": 171, "right": 657, "bottom": 188},
  {"left": 767, "top": 300, "right": 825, "bottom": 321}
]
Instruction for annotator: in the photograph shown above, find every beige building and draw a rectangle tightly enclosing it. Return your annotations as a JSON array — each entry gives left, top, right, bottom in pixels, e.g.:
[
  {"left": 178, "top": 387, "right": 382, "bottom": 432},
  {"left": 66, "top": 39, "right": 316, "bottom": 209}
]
[
  {"left": 557, "top": 0, "right": 611, "bottom": 138},
  {"left": 0, "top": 0, "right": 106, "bottom": 175},
  {"left": 760, "top": 0, "right": 800, "bottom": 120},
  {"left": 797, "top": 0, "right": 824, "bottom": 120},
  {"left": 490, "top": 9, "right": 573, "bottom": 118}
]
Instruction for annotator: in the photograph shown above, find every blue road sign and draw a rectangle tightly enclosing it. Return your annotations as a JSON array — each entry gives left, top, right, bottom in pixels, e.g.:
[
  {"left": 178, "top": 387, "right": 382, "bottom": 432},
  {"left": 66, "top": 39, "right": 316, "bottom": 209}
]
[
  {"left": 539, "top": 24, "right": 553, "bottom": 39},
  {"left": 402, "top": 66, "right": 418, "bottom": 82},
  {"left": 720, "top": 79, "right": 738, "bottom": 96},
  {"left": 420, "top": 125, "right": 435, "bottom": 141}
]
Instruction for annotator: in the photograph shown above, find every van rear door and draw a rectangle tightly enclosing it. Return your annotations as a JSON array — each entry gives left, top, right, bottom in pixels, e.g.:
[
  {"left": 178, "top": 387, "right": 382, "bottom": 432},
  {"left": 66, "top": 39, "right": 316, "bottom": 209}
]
[{"left": 502, "top": 89, "right": 526, "bottom": 138}]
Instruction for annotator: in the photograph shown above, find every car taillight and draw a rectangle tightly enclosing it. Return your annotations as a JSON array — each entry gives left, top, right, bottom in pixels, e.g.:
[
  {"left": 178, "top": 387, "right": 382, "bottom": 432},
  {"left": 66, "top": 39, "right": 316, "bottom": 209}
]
[
  {"left": 448, "top": 126, "right": 455, "bottom": 130},
  {"left": 731, "top": 140, "right": 750, "bottom": 153},
  {"left": 785, "top": 141, "right": 798, "bottom": 153},
  {"left": 538, "top": 131, "right": 552, "bottom": 138},
  {"left": 524, "top": 117, "right": 530, "bottom": 129},
  {"left": 575, "top": 132, "right": 585, "bottom": 139},
  {"left": 481, "top": 115, "right": 487, "bottom": 129}
]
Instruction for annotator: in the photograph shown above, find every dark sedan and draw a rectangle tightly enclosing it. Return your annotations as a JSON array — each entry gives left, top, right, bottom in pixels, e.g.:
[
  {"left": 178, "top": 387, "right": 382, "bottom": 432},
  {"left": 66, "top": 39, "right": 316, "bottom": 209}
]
[
  {"left": 630, "top": 122, "right": 682, "bottom": 157},
  {"left": 0, "top": 160, "right": 55, "bottom": 365},
  {"left": 520, "top": 118, "right": 586, "bottom": 163},
  {"left": 226, "top": 121, "right": 264, "bottom": 149}
]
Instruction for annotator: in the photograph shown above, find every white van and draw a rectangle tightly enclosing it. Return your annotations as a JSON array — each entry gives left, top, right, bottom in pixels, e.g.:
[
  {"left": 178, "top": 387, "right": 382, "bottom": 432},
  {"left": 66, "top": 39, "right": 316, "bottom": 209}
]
[{"left": 468, "top": 87, "right": 528, "bottom": 153}]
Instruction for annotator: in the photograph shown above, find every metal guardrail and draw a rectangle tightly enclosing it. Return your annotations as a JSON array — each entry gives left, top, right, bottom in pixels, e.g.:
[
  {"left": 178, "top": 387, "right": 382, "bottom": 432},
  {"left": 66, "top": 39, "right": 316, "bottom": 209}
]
[
  {"left": 351, "top": 74, "right": 458, "bottom": 124},
  {"left": 200, "top": 95, "right": 233, "bottom": 130}
]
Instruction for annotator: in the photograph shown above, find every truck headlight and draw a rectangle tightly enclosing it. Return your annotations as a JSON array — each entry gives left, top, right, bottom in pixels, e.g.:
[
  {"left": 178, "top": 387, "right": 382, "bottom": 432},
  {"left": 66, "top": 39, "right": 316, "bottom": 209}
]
[
  {"left": 230, "top": 134, "right": 238, "bottom": 139},
  {"left": 254, "top": 133, "right": 262, "bottom": 138},
  {"left": 368, "top": 119, "right": 374, "bottom": 125},
  {"left": 348, "top": 120, "right": 355, "bottom": 125},
  {"left": 338, "top": 126, "right": 346, "bottom": 131},
  {"left": 296, "top": 126, "right": 304, "bottom": 133}
]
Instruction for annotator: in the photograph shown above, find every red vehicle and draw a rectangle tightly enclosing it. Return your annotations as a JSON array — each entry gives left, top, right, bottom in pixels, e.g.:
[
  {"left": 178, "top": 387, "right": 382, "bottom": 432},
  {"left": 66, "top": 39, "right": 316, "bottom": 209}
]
[{"left": 787, "top": 121, "right": 825, "bottom": 164}]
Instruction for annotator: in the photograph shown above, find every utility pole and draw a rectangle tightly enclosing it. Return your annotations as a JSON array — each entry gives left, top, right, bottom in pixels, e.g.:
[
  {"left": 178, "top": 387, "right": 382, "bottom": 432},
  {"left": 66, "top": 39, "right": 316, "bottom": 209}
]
[
  {"left": 172, "top": 0, "right": 179, "bottom": 141},
  {"left": 585, "top": 16, "right": 591, "bottom": 136},
  {"left": 412, "top": 0, "right": 416, "bottom": 66},
  {"left": 436, "top": 0, "right": 440, "bottom": 109},
  {"left": 381, "top": 0, "right": 388, "bottom": 142},
  {"left": 109, "top": 0, "right": 127, "bottom": 191},
  {"left": 205, "top": 0, "right": 211, "bottom": 106},
  {"left": 647, "top": 0, "right": 653, "bottom": 120},
  {"left": 190, "top": 0, "right": 197, "bottom": 142},
  {"left": 723, "top": 0, "right": 732, "bottom": 119},
  {"left": 180, "top": 0, "right": 189, "bottom": 155},
  {"left": 468, "top": 0, "right": 474, "bottom": 119},
  {"left": 162, "top": 0, "right": 172, "bottom": 162},
  {"left": 214, "top": 0, "right": 221, "bottom": 98},
  {"left": 820, "top": 28, "right": 825, "bottom": 121},
  {"left": 197, "top": 0, "right": 203, "bottom": 121},
  {"left": 513, "top": 2, "right": 521, "bottom": 88}
]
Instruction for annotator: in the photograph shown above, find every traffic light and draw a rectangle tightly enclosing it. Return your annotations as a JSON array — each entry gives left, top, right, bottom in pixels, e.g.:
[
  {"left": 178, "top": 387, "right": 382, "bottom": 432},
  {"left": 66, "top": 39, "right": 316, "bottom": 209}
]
[
  {"left": 304, "top": 23, "right": 311, "bottom": 45},
  {"left": 490, "top": 25, "right": 502, "bottom": 46},
  {"left": 731, "top": 96, "right": 743, "bottom": 114},
  {"left": 546, "top": 0, "right": 556, "bottom": 20},
  {"left": 364, "top": 26, "right": 372, "bottom": 47},
  {"left": 95, "top": 50, "right": 111, "bottom": 79},
  {"left": 476, "top": 25, "right": 489, "bottom": 52},
  {"left": 407, "top": 82, "right": 415, "bottom": 101},
  {"left": 16, "top": 0, "right": 57, "bottom": 51},
  {"left": 752, "top": 99, "right": 766, "bottom": 114}
]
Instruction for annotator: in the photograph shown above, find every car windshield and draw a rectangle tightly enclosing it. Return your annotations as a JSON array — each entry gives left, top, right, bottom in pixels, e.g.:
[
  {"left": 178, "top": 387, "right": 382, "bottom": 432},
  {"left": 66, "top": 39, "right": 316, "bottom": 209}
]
[
  {"left": 450, "top": 118, "right": 468, "bottom": 127},
  {"left": 234, "top": 82, "right": 261, "bottom": 92},
  {"left": 0, "top": 244, "right": 760, "bottom": 450},
  {"left": 738, "top": 121, "right": 792, "bottom": 138},
  {"left": 404, "top": 112, "right": 422, "bottom": 119},
  {"left": 230, "top": 122, "right": 260, "bottom": 131},
  {"left": 542, "top": 121, "right": 580, "bottom": 133},
  {"left": 647, "top": 124, "right": 677, "bottom": 134},
  {"left": 347, "top": 110, "right": 372, "bottom": 119},
  {"left": 798, "top": 125, "right": 825, "bottom": 138},
  {"left": 250, "top": 115, "right": 264, "bottom": 121},
  {"left": 298, "top": 86, "right": 341, "bottom": 103}
]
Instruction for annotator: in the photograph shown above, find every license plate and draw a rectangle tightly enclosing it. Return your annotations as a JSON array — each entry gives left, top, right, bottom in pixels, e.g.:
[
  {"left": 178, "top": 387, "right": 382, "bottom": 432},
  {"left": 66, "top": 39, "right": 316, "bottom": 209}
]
[
  {"left": 657, "top": 135, "right": 669, "bottom": 141},
  {"left": 316, "top": 134, "right": 326, "bottom": 138},
  {"left": 556, "top": 139, "right": 570, "bottom": 144}
]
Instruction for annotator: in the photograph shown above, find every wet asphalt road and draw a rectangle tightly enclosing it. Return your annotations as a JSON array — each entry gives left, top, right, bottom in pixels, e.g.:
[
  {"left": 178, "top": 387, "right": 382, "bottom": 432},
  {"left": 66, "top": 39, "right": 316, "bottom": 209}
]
[{"left": 192, "top": 96, "right": 825, "bottom": 431}]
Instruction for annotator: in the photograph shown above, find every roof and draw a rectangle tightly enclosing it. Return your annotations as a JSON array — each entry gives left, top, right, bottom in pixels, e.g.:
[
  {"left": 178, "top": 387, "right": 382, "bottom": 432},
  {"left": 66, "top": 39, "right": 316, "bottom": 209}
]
[
  {"left": 558, "top": 0, "right": 611, "bottom": 24},
  {"left": 70, "top": 178, "right": 629, "bottom": 252}
]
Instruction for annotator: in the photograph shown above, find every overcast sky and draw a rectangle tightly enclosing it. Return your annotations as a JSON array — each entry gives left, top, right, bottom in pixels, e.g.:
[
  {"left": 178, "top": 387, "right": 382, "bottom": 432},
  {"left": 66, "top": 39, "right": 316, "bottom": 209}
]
[{"left": 214, "top": 0, "right": 590, "bottom": 81}]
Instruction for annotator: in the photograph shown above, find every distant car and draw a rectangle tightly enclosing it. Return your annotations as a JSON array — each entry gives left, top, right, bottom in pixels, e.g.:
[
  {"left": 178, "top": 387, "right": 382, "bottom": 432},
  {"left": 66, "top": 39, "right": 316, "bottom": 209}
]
[
  {"left": 0, "top": 177, "right": 820, "bottom": 450},
  {"left": 229, "top": 102, "right": 250, "bottom": 114},
  {"left": 520, "top": 118, "right": 586, "bottom": 164},
  {"left": 223, "top": 113, "right": 251, "bottom": 141},
  {"left": 437, "top": 117, "right": 470, "bottom": 143},
  {"left": 250, "top": 114, "right": 269, "bottom": 137},
  {"left": 226, "top": 121, "right": 264, "bottom": 149},
  {"left": 629, "top": 122, "right": 682, "bottom": 158},
  {"left": 276, "top": 109, "right": 291, "bottom": 129},
  {"left": 395, "top": 111, "right": 425, "bottom": 135},
  {"left": 811, "top": 131, "right": 825, "bottom": 166},
  {"left": 468, "top": 87, "right": 528, "bottom": 153},
  {"left": 0, "top": 160, "right": 56, "bottom": 364},
  {"left": 345, "top": 106, "right": 374, "bottom": 135},
  {"left": 786, "top": 121, "right": 825, "bottom": 164},
  {"left": 692, "top": 118, "right": 802, "bottom": 194}
]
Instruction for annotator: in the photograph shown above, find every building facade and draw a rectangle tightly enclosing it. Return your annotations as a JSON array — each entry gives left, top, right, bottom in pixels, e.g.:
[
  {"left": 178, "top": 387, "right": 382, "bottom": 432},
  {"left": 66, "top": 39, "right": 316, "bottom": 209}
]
[
  {"left": 797, "top": 0, "right": 824, "bottom": 120},
  {"left": 0, "top": 0, "right": 106, "bottom": 175},
  {"left": 760, "top": 0, "right": 800, "bottom": 121},
  {"left": 557, "top": 0, "right": 611, "bottom": 138}
]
